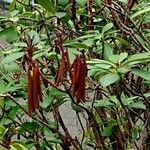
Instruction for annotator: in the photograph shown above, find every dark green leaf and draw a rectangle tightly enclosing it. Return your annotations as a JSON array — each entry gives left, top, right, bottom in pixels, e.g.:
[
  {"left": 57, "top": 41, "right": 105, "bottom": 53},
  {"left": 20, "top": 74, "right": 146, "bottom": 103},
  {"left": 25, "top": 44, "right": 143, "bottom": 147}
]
[
  {"left": 102, "top": 126, "right": 113, "bottom": 137},
  {"left": 36, "top": 0, "right": 55, "bottom": 15},
  {"left": 20, "top": 122, "right": 40, "bottom": 133},
  {"left": 71, "top": 102, "right": 83, "bottom": 113}
]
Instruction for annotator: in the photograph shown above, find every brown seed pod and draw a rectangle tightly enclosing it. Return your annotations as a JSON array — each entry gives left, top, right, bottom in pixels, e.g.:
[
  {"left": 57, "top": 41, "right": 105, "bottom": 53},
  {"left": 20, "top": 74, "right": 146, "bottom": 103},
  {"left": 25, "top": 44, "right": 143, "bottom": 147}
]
[
  {"left": 37, "top": 69, "right": 42, "bottom": 102},
  {"left": 27, "top": 68, "right": 34, "bottom": 116},
  {"left": 72, "top": 55, "right": 87, "bottom": 103},
  {"left": 128, "top": 0, "right": 136, "bottom": 10},
  {"left": 33, "top": 64, "right": 40, "bottom": 109},
  {"left": 56, "top": 62, "right": 64, "bottom": 86},
  {"left": 72, "top": 56, "right": 80, "bottom": 96},
  {"left": 56, "top": 50, "right": 65, "bottom": 86},
  {"left": 81, "top": 58, "right": 87, "bottom": 102},
  {"left": 64, "top": 49, "right": 71, "bottom": 70},
  {"left": 76, "top": 58, "right": 87, "bottom": 103}
]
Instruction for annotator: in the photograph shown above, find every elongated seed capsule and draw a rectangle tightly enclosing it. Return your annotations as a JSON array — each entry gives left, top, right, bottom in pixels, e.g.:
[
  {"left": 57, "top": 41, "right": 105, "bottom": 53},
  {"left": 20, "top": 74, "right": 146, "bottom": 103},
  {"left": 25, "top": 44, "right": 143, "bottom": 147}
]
[
  {"left": 27, "top": 69, "right": 34, "bottom": 116},
  {"left": 72, "top": 57, "right": 79, "bottom": 96},
  {"left": 33, "top": 65, "right": 40, "bottom": 109},
  {"left": 76, "top": 60, "right": 85, "bottom": 103},
  {"left": 56, "top": 63, "right": 64, "bottom": 86},
  {"left": 64, "top": 49, "right": 71, "bottom": 70},
  {"left": 81, "top": 59, "right": 87, "bottom": 102},
  {"left": 128, "top": 0, "right": 136, "bottom": 10},
  {"left": 37, "top": 67, "right": 42, "bottom": 102},
  {"left": 56, "top": 52, "right": 65, "bottom": 86}
]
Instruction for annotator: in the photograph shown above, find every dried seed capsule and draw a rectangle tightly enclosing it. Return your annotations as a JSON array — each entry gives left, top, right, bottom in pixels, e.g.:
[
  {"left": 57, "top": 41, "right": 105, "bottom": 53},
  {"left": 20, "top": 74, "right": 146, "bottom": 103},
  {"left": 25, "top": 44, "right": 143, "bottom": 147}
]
[
  {"left": 37, "top": 69, "right": 42, "bottom": 102},
  {"left": 128, "top": 0, "right": 136, "bottom": 10},
  {"left": 72, "top": 56, "right": 80, "bottom": 96},
  {"left": 76, "top": 59, "right": 87, "bottom": 103},
  {"left": 33, "top": 65, "right": 40, "bottom": 109},
  {"left": 27, "top": 69, "right": 34, "bottom": 116}
]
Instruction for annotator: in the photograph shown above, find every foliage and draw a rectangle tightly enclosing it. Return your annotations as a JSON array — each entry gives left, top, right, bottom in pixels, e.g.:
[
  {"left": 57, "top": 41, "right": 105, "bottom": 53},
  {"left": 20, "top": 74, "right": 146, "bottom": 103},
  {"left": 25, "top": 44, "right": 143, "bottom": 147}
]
[{"left": 0, "top": 0, "right": 150, "bottom": 149}]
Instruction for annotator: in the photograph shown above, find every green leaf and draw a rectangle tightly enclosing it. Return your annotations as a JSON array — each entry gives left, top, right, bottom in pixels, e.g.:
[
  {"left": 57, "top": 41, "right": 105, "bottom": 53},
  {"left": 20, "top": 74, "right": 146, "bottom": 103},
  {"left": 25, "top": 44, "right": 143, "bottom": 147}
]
[
  {"left": 11, "top": 141, "right": 28, "bottom": 150},
  {"left": 94, "top": 99, "right": 114, "bottom": 108},
  {"left": 71, "top": 102, "right": 83, "bottom": 113},
  {"left": 0, "top": 82, "right": 6, "bottom": 94},
  {"left": 0, "top": 26, "right": 18, "bottom": 43},
  {"left": 103, "top": 42, "right": 113, "bottom": 60},
  {"left": 129, "top": 102, "right": 146, "bottom": 110},
  {"left": 41, "top": 96, "right": 53, "bottom": 108},
  {"left": 28, "top": 30, "right": 40, "bottom": 45},
  {"left": 127, "top": 53, "right": 150, "bottom": 62},
  {"left": 102, "top": 126, "right": 113, "bottom": 137},
  {"left": 20, "top": 122, "right": 40, "bottom": 133},
  {"left": 33, "top": 50, "right": 48, "bottom": 59},
  {"left": 55, "top": 12, "right": 67, "bottom": 18},
  {"left": 1, "top": 52, "right": 24, "bottom": 65},
  {"left": 64, "top": 42, "right": 88, "bottom": 49},
  {"left": 116, "top": 37, "right": 130, "bottom": 47},
  {"left": 0, "top": 124, "right": 7, "bottom": 137},
  {"left": 102, "top": 23, "right": 113, "bottom": 34},
  {"left": 94, "top": 64, "right": 111, "bottom": 69},
  {"left": 87, "top": 59, "right": 115, "bottom": 67},
  {"left": 82, "top": 39, "right": 94, "bottom": 47},
  {"left": 58, "top": 0, "right": 69, "bottom": 6},
  {"left": 108, "top": 55, "right": 119, "bottom": 64},
  {"left": 131, "top": 69, "right": 150, "bottom": 81},
  {"left": 50, "top": 88, "right": 65, "bottom": 97},
  {"left": 36, "top": 0, "right": 55, "bottom": 15},
  {"left": 76, "top": 0, "right": 87, "bottom": 7},
  {"left": 8, "top": 106, "right": 20, "bottom": 119},
  {"left": 119, "top": 53, "right": 128, "bottom": 63},
  {"left": 131, "top": 8, "right": 150, "bottom": 19},
  {"left": 73, "top": 33, "right": 98, "bottom": 41},
  {"left": 9, "top": 0, "right": 17, "bottom": 11},
  {"left": 95, "top": 0, "right": 102, "bottom": 6},
  {"left": 100, "top": 73, "right": 120, "bottom": 87}
]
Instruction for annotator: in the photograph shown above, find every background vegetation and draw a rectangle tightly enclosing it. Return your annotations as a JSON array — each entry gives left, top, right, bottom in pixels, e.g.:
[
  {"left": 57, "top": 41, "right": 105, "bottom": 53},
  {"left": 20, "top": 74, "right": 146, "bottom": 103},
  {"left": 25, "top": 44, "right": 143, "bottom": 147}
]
[{"left": 0, "top": 0, "right": 150, "bottom": 149}]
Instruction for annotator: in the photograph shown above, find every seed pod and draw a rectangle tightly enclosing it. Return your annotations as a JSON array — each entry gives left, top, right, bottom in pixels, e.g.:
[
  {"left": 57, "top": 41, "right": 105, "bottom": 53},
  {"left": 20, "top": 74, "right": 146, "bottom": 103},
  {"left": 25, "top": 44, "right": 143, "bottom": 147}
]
[
  {"left": 56, "top": 63, "right": 64, "bottom": 86},
  {"left": 56, "top": 51, "right": 65, "bottom": 86},
  {"left": 33, "top": 65, "right": 40, "bottom": 109},
  {"left": 81, "top": 59, "right": 87, "bottom": 102},
  {"left": 64, "top": 49, "right": 71, "bottom": 70},
  {"left": 72, "top": 56, "right": 80, "bottom": 96},
  {"left": 76, "top": 58, "right": 87, "bottom": 103},
  {"left": 37, "top": 69, "right": 42, "bottom": 102},
  {"left": 128, "top": 0, "right": 136, "bottom": 10},
  {"left": 27, "top": 69, "right": 34, "bottom": 116}
]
